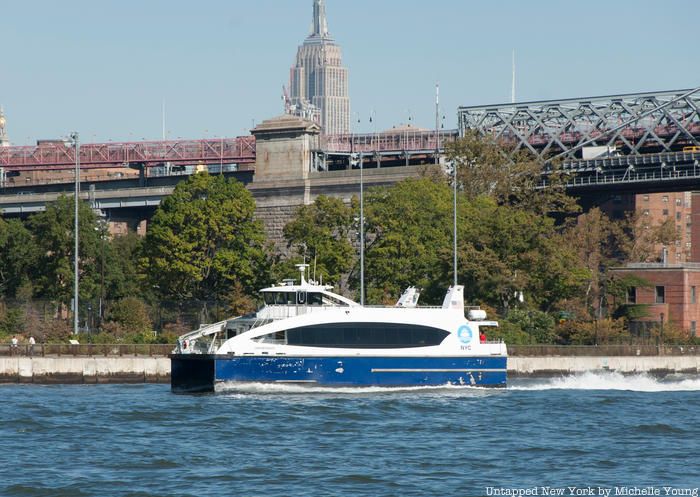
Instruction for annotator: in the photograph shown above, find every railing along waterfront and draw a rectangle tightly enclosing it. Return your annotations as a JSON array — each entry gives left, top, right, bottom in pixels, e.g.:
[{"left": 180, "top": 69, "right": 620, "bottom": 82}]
[
  {"left": 0, "top": 343, "right": 173, "bottom": 357},
  {"left": 508, "top": 344, "right": 700, "bottom": 356},
  {"left": 2, "top": 343, "right": 699, "bottom": 357}
]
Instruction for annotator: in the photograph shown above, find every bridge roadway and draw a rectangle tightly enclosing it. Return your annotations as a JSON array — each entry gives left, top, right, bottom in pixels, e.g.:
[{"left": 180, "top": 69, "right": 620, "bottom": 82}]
[
  {"left": 0, "top": 136, "right": 256, "bottom": 170},
  {"left": 0, "top": 165, "right": 427, "bottom": 222},
  {"left": 4, "top": 150, "right": 700, "bottom": 216},
  {"left": 560, "top": 150, "right": 700, "bottom": 194},
  {"left": 0, "top": 130, "right": 455, "bottom": 172}
]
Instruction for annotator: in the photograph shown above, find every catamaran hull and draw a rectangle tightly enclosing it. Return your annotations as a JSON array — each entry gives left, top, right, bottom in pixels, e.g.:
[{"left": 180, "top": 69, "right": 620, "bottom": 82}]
[{"left": 171, "top": 354, "right": 507, "bottom": 393}]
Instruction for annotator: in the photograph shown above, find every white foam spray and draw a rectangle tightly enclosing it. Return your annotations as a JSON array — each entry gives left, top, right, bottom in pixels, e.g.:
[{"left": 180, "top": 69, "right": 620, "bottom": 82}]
[
  {"left": 510, "top": 372, "right": 700, "bottom": 392},
  {"left": 215, "top": 382, "right": 495, "bottom": 396}
]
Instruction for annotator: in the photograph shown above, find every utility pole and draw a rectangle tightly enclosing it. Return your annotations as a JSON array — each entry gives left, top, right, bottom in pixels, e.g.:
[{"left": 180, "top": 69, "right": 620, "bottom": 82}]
[{"left": 71, "top": 132, "right": 80, "bottom": 335}]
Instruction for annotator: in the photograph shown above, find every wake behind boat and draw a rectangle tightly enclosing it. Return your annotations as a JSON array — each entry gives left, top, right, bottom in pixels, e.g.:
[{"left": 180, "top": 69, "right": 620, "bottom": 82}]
[{"left": 170, "top": 265, "right": 508, "bottom": 393}]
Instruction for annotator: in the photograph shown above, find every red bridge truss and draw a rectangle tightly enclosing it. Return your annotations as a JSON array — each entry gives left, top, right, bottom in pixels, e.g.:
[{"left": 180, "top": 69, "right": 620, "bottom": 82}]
[{"left": 0, "top": 136, "right": 256, "bottom": 171}]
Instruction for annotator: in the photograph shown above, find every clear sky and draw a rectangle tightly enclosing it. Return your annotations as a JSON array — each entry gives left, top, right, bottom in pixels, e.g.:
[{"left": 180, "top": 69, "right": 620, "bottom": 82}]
[{"left": 2, "top": 0, "right": 699, "bottom": 145}]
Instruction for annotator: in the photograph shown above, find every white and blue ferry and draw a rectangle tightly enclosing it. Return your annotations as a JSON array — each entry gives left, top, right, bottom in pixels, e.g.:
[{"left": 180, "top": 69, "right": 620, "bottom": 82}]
[{"left": 170, "top": 265, "right": 507, "bottom": 393}]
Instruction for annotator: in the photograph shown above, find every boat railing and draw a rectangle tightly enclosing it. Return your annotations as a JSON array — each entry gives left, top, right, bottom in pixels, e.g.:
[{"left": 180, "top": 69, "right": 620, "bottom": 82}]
[
  {"left": 259, "top": 304, "right": 342, "bottom": 320},
  {"left": 362, "top": 305, "right": 444, "bottom": 309}
]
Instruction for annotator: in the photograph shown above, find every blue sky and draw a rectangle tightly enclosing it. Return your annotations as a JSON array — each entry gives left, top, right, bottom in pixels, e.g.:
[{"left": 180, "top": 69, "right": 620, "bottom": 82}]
[{"left": 2, "top": 0, "right": 699, "bottom": 145}]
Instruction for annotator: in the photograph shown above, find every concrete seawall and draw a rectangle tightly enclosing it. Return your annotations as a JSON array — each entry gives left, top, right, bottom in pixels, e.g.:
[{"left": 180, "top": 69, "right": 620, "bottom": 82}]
[
  {"left": 0, "top": 357, "right": 170, "bottom": 384},
  {"left": 508, "top": 355, "right": 700, "bottom": 377},
  {"left": 1, "top": 355, "right": 699, "bottom": 384}
]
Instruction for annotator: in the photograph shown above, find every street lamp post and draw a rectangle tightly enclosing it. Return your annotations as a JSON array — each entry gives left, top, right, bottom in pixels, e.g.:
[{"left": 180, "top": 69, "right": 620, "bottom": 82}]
[
  {"left": 71, "top": 132, "right": 80, "bottom": 335},
  {"left": 359, "top": 151, "right": 364, "bottom": 306}
]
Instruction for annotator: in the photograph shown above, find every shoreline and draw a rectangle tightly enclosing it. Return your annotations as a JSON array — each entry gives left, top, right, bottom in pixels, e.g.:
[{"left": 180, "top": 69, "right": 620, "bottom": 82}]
[{"left": 1, "top": 355, "right": 699, "bottom": 384}]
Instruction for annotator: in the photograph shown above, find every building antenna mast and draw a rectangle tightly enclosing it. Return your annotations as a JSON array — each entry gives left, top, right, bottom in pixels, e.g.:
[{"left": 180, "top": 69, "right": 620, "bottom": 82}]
[
  {"left": 435, "top": 82, "right": 440, "bottom": 165},
  {"left": 511, "top": 49, "right": 516, "bottom": 104}
]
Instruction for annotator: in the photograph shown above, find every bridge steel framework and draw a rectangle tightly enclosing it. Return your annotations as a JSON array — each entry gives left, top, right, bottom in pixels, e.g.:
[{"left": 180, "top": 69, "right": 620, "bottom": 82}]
[
  {"left": 458, "top": 88, "right": 700, "bottom": 161},
  {"left": 0, "top": 136, "right": 256, "bottom": 171}
]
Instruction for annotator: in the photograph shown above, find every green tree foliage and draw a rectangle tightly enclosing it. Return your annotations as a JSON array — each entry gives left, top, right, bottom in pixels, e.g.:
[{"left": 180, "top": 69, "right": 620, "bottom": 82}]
[
  {"left": 28, "top": 195, "right": 102, "bottom": 305},
  {"left": 362, "top": 177, "right": 586, "bottom": 310},
  {"left": 141, "top": 173, "right": 269, "bottom": 301},
  {"left": 446, "top": 130, "right": 578, "bottom": 216},
  {"left": 103, "top": 297, "right": 152, "bottom": 335},
  {"left": 503, "top": 308, "right": 557, "bottom": 344},
  {"left": 282, "top": 195, "right": 356, "bottom": 286},
  {"left": 103, "top": 232, "right": 147, "bottom": 301},
  {"left": 458, "top": 196, "right": 586, "bottom": 312},
  {"left": 0, "top": 218, "right": 39, "bottom": 298},
  {"left": 562, "top": 208, "right": 673, "bottom": 320},
  {"left": 364, "top": 178, "right": 453, "bottom": 304}
]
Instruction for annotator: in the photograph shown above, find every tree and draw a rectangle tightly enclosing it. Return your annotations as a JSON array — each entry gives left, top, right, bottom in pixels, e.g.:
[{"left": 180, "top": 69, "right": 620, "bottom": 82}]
[
  {"left": 103, "top": 297, "right": 152, "bottom": 335},
  {"left": 103, "top": 232, "right": 147, "bottom": 301},
  {"left": 457, "top": 196, "right": 586, "bottom": 312},
  {"left": 561, "top": 208, "right": 675, "bottom": 320},
  {"left": 446, "top": 130, "right": 578, "bottom": 216},
  {"left": 364, "top": 177, "right": 454, "bottom": 304},
  {"left": 0, "top": 218, "right": 39, "bottom": 298},
  {"left": 282, "top": 195, "right": 356, "bottom": 287},
  {"left": 28, "top": 195, "right": 102, "bottom": 305},
  {"left": 141, "top": 173, "right": 269, "bottom": 301},
  {"left": 621, "top": 213, "right": 677, "bottom": 263},
  {"left": 361, "top": 177, "right": 586, "bottom": 311}
]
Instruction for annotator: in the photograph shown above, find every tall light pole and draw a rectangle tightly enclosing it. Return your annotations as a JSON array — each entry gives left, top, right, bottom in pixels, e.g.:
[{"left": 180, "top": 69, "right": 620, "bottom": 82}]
[
  {"left": 359, "top": 151, "right": 364, "bottom": 306},
  {"left": 71, "top": 132, "right": 80, "bottom": 335},
  {"left": 453, "top": 158, "right": 457, "bottom": 286}
]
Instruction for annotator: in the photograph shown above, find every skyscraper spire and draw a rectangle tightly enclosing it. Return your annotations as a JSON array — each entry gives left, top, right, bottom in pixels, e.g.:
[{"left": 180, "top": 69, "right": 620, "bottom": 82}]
[
  {"left": 311, "top": 0, "right": 329, "bottom": 38},
  {"left": 289, "top": 0, "right": 349, "bottom": 134}
]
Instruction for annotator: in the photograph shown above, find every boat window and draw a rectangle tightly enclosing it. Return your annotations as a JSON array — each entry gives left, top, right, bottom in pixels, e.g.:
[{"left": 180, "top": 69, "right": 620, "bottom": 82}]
[
  {"left": 284, "top": 323, "right": 448, "bottom": 348},
  {"left": 262, "top": 292, "right": 297, "bottom": 305},
  {"left": 321, "top": 294, "right": 349, "bottom": 306},
  {"left": 256, "top": 330, "right": 287, "bottom": 344},
  {"left": 307, "top": 292, "right": 323, "bottom": 306}
]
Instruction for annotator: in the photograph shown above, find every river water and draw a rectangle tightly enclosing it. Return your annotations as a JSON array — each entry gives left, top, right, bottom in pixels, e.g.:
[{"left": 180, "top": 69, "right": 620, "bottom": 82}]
[{"left": 1, "top": 372, "right": 699, "bottom": 497}]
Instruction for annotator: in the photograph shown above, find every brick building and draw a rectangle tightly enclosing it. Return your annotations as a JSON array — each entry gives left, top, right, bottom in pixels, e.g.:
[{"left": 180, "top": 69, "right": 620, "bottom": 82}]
[
  {"left": 610, "top": 263, "right": 700, "bottom": 336},
  {"left": 602, "top": 191, "right": 693, "bottom": 263}
]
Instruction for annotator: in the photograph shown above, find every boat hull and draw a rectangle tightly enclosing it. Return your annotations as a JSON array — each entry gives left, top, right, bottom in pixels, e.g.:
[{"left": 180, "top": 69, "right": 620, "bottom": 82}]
[{"left": 171, "top": 354, "right": 507, "bottom": 393}]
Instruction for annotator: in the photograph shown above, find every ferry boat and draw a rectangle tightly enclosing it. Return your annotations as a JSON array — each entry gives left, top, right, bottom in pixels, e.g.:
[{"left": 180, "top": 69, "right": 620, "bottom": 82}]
[{"left": 170, "top": 265, "right": 508, "bottom": 393}]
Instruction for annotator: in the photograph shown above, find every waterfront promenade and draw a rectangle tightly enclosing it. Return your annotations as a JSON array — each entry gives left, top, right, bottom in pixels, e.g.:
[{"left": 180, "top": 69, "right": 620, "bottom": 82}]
[{"left": 1, "top": 344, "right": 698, "bottom": 384}]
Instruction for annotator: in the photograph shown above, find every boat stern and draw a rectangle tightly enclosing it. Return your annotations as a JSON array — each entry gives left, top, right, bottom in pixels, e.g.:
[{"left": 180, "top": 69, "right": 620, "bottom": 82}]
[{"left": 170, "top": 354, "right": 217, "bottom": 394}]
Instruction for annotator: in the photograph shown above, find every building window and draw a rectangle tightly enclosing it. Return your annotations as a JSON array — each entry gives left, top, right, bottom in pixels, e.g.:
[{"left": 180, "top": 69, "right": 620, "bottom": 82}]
[
  {"left": 627, "top": 287, "right": 636, "bottom": 304},
  {"left": 692, "top": 286, "right": 697, "bottom": 304},
  {"left": 643, "top": 195, "right": 650, "bottom": 201},
  {"left": 643, "top": 209, "right": 650, "bottom": 216},
  {"left": 692, "top": 321, "right": 697, "bottom": 337},
  {"left": 655, "top": 286, "right": 665, "bottom": 304},
  {"left": 676, "top": 198, "right": 682, "bottom": 206},
  {"left": 663, "top": 209, "right": 669, "bottom": 216},
  {"left": 663, "top": 195, "right": 669, "bottom": 202},
  {"left": 676, "top": 212, "right": 682, "bottom": 221}
]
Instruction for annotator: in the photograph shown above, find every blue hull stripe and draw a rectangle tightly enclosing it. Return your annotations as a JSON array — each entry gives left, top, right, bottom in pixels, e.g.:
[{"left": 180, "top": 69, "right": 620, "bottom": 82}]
[
  {"left": 371, "top": 368, "right": 507, "bottom": 373},
  {"left": 214, "top": 355, "right": 507, "bottom": 387}
]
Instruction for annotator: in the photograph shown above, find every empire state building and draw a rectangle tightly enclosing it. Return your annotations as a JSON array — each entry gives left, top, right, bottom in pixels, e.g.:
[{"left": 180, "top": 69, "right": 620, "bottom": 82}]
[{"left": 288, "top": 0, "right": 350, "bottom": 135}]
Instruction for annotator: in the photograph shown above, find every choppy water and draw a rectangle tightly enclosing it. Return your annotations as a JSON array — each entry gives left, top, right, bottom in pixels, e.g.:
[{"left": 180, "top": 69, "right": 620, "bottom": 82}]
[{"left": 1, "top": 373, "right": 699, "bottom": 497}]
